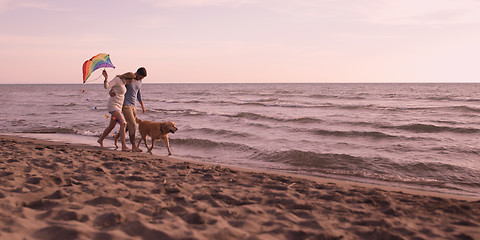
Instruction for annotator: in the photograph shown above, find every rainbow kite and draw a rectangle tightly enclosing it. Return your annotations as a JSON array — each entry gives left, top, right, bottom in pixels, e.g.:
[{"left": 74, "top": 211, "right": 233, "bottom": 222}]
[{"left": 82, "top": 53, "right": 115, "bottom": 83}]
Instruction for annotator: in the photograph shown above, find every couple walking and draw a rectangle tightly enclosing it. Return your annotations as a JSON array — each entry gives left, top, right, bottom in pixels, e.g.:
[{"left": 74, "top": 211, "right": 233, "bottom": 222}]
[{"left": 97, "top": 67, "right": 147, "bottom": 152}]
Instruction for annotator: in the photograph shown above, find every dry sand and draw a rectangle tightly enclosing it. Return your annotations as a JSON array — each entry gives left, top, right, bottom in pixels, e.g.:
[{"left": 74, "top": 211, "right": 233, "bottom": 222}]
[{"left": 0, "top": 134, "right": 479, "bottom": 240}]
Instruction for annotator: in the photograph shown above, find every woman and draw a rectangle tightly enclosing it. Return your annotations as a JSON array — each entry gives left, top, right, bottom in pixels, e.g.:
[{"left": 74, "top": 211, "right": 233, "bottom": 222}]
[{"left": 97, "top": 70, "right": 135, "bottom": 151}]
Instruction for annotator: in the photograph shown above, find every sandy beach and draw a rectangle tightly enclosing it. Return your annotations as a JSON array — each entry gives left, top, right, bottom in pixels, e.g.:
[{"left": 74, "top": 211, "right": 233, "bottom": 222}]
[{"left": 0, "top": 134, "right": 479, "bottom": 240}]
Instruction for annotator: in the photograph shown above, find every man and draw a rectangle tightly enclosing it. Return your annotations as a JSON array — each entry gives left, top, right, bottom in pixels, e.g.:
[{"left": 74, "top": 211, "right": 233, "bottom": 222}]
[{"left": 112, "top": 67, "right": 147, "bottom": 152}]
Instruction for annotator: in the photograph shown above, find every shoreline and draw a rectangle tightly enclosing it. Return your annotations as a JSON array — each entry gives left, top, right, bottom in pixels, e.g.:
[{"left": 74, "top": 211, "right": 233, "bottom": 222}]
[
  {"left": 1, "top": 134, "right": 479, "bottom": 239},
  {"left": 6, "top": 133, "right": 479, "bottom": 201}
]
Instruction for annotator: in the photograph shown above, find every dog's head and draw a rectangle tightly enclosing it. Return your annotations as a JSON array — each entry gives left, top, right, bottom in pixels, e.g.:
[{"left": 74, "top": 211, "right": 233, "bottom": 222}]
[{"left": 165, "top": 121, "right": 178, "bottom": 134}]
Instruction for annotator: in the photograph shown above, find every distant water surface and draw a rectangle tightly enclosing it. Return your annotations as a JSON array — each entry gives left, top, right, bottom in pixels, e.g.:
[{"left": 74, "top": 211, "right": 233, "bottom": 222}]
[{"left": 2, "top": 83, "right": 480, "bottom": 197}]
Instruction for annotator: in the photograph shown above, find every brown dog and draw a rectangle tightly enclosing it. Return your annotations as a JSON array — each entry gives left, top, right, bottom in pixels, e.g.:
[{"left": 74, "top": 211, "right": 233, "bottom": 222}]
[{"left": 136, "top": 118, "right": 178, "bottom": 155}]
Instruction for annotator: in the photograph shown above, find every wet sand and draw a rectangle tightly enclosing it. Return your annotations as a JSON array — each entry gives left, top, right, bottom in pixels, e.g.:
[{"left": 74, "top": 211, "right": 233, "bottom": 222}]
[{"left": 0, "top": 134, "right": 479, "bottom": 240}]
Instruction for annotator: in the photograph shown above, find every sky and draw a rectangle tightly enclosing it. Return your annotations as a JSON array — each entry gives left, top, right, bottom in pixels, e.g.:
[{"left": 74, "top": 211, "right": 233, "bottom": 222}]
[{"left": 1, "top": 0, "right": 480, "bottom": 84}]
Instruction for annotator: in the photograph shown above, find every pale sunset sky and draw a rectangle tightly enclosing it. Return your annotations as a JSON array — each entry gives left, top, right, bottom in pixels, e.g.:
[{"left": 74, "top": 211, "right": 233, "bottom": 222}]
[{"left": 1, "top": 0, "right": 480, "bottom": 84}]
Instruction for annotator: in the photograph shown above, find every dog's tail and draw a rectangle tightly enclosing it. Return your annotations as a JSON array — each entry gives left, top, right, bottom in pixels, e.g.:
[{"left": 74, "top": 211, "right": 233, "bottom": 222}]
[{"left": 135, "top": 117, "right": 142, "bottom": 124}]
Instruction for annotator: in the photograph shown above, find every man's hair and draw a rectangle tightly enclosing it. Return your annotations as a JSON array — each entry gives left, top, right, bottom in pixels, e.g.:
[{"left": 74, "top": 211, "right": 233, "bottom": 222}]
[{"left": 136, "top": 67, "right": 147, "bottom": 77}]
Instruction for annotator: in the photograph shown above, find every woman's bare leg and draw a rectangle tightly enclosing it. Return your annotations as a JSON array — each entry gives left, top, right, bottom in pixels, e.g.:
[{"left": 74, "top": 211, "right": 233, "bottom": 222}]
[
  {"left": 111, "top": 111, "right": 130, "bottom": 151},
  {"left": 98, "top": 115, "right": 117, "bottom": 148}
]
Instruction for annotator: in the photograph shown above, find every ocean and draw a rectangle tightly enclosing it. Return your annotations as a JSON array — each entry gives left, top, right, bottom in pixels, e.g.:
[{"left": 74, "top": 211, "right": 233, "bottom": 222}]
[{"left": 2, "top": 83, "right": 480, "bottom": 197}]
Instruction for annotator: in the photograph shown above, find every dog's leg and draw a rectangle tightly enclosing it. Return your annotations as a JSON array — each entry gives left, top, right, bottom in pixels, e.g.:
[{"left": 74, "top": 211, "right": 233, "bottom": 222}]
[
  {"left": 148, "top": 138, "right": 155, "bottom": 154},
  {"left": 143, "top": 136, "right": 149, "bottom": 152},
  {"left": 164, "top": 135, "right": 172, "bottom": 155},
  {"left": 137, "top": 136, "right": 143, "bottom": 149},
  {"left": 138, "top": 134, "right": 147, "bottom": 150}
]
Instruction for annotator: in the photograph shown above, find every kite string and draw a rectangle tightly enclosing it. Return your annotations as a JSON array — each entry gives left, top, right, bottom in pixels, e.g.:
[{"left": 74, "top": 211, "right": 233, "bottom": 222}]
[{"left": 85, "top": 68, "right": 114, "bottom": 83}]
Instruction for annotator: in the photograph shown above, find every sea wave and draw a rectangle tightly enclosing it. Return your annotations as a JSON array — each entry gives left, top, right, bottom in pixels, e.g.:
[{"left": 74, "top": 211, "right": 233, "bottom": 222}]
[
  {"left": 225, "top": 112, "right": 321, "bottom": 123},
  {"left": 48, "top": 93, "right": 79, "bottom": 98},
  {"left": 187, "top": 91, "right": 212, "bottom": 96},
  {"left": 255, "top": 150, "right": 407, "bottom": 183},
  {"left": 255, "top": 149, "right": 479, "bottom": 189},
  {"left": 150, "top": 108, "right": 208, "bottom": 117},
  {"left": 389, "top": 162, "right": 480, "bottom": 187},
  {"left": 307, "top": 94, "right": 365, "bottom": 100},
  {"left": 157, "top": 98, "right": 325, "bottom": 109},
  {"left": 383, "top": 123, "right": 480, "bottom": 134},
  {"left": 312, "top": 129, "right": 397, "bottom": 139},
  {"left": 233, "top": 101, "right": 326, "bottom": 108},
  {"left": 153, "top": 98, "right": 401, "bottom": 111},
  {"left": 402, "top": 162, "right": 466, "bottom": 173},
  {"left": 256, "top": 150, "right": 369, "bottom": 170},
  {"left": 48, "top": 112, "right": 74, "bottom": 115},
  {"left": 165, "top": 100, "right": 203, "bottom": 104},
  {"left": 425, "top": 96, "right": 480, "bottom": 102},
  {"left": 255, "top": 98, "right": 279, "bottom": 102},
  {"left": 447, "top": 105, "right": 480, "bottom": 113},
  {"left": 8, "top": 119, "right": 28, "bottom": 127},
  {"left": 172, "top": 138, "right": 256, "bottom": 152},
  {"left": 53, "top": 103, "right": 77, "bottom": 107},
  {"left": 384, "top": 105, "right": 480, "bottom": 113},
  {"left": 188, "top": 127, "right": 254, "bottom": 138}
]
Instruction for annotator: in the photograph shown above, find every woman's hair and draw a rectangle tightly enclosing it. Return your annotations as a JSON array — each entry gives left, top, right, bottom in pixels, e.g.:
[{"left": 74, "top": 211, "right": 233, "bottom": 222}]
[{"left": 117, "top": 72, "right": 135, "bottom": 80}]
